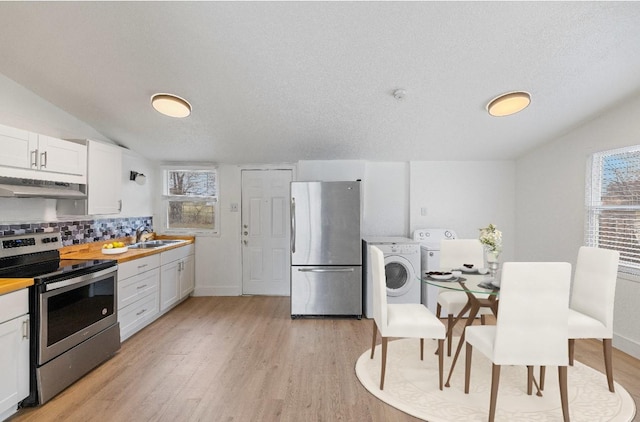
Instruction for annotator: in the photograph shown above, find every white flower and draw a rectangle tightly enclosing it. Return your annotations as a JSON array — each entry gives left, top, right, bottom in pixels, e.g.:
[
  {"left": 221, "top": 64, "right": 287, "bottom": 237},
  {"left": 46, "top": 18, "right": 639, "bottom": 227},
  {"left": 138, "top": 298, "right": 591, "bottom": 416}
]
[{"left": 479, "top": 223, "right": 502, "bottom": 254}]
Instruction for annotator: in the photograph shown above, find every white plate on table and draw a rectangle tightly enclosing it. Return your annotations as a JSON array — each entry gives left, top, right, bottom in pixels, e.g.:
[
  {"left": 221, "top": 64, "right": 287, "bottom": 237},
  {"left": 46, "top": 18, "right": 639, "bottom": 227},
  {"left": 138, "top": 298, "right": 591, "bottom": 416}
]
[
  {"left": 459, "top": 266, "right": 478, "bottom": 273},
  {"left": 102, "top": 246, "right": 128, "bottom": 255},
  {"left": 426, "top": 272, "right": 454, "bottom": 280}
]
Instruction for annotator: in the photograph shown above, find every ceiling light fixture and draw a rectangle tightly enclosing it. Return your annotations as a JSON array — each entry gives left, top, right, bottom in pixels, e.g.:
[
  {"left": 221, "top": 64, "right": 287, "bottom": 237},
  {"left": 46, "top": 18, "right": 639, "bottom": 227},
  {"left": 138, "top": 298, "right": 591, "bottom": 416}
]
[
  {"left": 486, "top": 91, "right": 531, "bottom": 117},
  {"left": 151, "top": 93, "right": 192, "bottom": 118}
]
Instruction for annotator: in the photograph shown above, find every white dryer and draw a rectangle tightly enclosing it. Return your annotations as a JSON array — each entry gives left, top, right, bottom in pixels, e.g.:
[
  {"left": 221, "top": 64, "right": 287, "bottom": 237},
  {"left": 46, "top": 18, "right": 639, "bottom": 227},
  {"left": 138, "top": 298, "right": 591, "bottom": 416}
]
[
  {"left": 362, "top": 237, "right": 421, "bottom": 318},
  {"left": 412, "top": 229, "right": 457, "bottom": 313}
]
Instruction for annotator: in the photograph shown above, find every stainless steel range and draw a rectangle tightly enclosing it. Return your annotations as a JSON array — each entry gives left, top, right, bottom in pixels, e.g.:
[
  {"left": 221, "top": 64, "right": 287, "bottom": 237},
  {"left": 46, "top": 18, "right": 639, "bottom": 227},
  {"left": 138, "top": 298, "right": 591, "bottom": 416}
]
[{"left": 0, "top": 232, "right": 120, "bottom": 405}]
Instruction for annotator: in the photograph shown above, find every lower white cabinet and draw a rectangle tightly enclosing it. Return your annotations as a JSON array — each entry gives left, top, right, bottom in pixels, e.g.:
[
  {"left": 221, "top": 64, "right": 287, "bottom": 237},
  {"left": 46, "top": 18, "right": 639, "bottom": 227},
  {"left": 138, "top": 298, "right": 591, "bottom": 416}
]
[
  {"left": 118, "top": 268, "right": 160, "bottom": 342},
  {"left": 117, "top": 243, "right": 195, "bottom": 342},
  {"left": 0, "top": 289, "right": 29, "bottom": 422},
  {"left": 160, "top": 244, "right": 195, "bottom": 312},
  {"left": 117, "top": 255, "right": 161, "bottom": 342}
]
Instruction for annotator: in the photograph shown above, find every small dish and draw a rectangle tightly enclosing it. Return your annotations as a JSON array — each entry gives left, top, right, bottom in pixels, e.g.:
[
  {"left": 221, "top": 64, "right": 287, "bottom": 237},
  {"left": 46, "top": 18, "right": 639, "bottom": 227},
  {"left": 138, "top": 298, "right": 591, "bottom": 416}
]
[
  {"left": 427, "top": 272, "right": 454, "bottom": 280},
  {"left": 451, "top": 270, "right": 462, "bottom": 278},
  {"left": 102, "top": 246, "right": 128, "bottom": 255},
  {"left": 478, "top": 268, "right": 489, "bottom": 275}
]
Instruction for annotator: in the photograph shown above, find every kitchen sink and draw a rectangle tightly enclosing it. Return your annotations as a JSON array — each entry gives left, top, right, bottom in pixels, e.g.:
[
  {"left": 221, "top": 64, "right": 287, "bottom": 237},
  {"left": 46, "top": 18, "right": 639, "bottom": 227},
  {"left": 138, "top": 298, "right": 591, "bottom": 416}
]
[{"left": 129, "top": 239, "right": 185, "bottom": 249}]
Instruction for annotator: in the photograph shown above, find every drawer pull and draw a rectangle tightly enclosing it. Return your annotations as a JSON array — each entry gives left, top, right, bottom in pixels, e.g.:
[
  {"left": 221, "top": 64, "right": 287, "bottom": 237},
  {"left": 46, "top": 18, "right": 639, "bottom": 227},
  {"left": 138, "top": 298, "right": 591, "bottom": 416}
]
[
  {"left": 136, "top": 308, "right": 147, "bottom": 316},
  {"left": 137, "top": 264, "right": 148, "bottom": 269},
  {"left": 136, "top": 284, "right": 148, "bottom": 289},
  {"left": 22, "top": 318, "right": 30, "bottom": 339}
]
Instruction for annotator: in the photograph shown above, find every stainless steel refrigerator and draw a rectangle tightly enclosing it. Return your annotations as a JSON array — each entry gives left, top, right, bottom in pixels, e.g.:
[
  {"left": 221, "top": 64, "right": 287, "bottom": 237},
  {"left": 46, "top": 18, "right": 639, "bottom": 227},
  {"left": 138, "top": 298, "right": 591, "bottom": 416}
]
[{"left": 290, "top": 181, "right": 362, "bottom": 318}]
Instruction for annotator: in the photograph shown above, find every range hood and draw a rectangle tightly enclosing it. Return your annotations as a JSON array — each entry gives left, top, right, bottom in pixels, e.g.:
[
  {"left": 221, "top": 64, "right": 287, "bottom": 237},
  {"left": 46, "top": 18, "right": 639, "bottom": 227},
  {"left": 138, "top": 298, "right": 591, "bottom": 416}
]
[{"left": 0, "top": 177, "right": 86, "bottom": 199}]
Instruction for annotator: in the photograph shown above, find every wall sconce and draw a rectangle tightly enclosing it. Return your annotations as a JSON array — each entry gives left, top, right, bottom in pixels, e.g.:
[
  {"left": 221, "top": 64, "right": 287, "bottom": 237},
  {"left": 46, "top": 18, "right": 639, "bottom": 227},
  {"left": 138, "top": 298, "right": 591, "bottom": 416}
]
[{"left": 130, "top": 171, "right": 147, "bottom": 185}]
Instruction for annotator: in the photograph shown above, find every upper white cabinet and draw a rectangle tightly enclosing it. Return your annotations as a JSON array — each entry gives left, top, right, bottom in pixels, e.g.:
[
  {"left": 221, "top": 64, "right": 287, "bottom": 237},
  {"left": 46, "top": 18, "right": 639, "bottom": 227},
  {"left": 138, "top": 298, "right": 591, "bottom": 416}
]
[
  {"left": 0, "top": 123, "right": 87, "bottom": 184},
  {"left": 37, "top": 135, "right": 87, "bottom": 177},
  {"left": 87, "top": 140, "right": 122, "bottom": 214},
  {"left": 57, "top": 139, "right": 123, "bottom": 215},
  {"left": 0, "top": 123, "right": 37, "bottom": 169}
]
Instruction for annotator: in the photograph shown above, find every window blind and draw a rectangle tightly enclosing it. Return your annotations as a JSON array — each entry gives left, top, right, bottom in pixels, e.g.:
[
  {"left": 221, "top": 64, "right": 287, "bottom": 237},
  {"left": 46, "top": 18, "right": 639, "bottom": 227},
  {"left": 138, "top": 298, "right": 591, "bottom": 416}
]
[{"left": 586, "top": 145, "right": 640, "bottom": 274}]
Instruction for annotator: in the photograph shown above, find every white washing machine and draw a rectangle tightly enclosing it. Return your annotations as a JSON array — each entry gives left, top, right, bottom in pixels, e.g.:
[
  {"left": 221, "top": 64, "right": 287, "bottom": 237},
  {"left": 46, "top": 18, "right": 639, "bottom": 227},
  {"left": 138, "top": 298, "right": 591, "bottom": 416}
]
[
  {"left": 412, "top": 229, "right": 457, "bottom": 313},
  {"left": 362, "top": 237, "right": 421, "bottom": 318}
]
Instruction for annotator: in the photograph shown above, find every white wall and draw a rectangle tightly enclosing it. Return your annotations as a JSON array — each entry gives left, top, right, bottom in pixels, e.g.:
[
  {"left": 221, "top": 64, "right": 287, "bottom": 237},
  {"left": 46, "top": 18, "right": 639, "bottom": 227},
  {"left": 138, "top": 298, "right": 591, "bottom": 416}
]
[
  {"left": 409, "top": 161, "right": 516, "bottom": 261},
  {"left": 516, "top": 92, "right": 640, "bottom": 358}
]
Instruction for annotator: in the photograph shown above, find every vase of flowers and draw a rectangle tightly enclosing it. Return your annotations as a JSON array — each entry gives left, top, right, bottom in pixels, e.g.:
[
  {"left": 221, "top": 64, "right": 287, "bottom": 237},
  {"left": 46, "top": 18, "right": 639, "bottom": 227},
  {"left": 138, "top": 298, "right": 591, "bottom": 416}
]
[{"left": 479, "top": 223, "right": 502, "bottom": 281}]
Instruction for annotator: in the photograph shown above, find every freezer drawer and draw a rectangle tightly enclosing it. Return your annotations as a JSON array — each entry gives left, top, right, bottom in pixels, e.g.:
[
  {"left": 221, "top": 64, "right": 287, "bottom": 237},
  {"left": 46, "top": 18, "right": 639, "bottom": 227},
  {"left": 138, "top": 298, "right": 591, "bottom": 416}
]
[{"left": 291, "top": 265, "right": 362, "bottom": 318}]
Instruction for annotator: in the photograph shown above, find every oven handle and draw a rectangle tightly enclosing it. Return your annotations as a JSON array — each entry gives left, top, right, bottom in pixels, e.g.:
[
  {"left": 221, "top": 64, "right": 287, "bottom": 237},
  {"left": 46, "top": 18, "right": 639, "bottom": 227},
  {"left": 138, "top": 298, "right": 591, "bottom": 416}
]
[{"left": 45, "top": 267, "right": 117, "bottom": 291}]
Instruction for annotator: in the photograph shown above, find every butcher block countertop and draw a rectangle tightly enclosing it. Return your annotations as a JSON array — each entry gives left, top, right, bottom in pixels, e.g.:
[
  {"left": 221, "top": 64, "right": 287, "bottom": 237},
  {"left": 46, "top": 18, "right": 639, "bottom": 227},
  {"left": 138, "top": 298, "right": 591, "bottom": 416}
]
[
  {"left": 0, "top": 278, "right": 34, "bottom": 295},
  {"left": 0, "top": 234, "right": 194, "bottom": 295},
  {"left": 59, "top": 234, "right": 195, "bottom": 264}
]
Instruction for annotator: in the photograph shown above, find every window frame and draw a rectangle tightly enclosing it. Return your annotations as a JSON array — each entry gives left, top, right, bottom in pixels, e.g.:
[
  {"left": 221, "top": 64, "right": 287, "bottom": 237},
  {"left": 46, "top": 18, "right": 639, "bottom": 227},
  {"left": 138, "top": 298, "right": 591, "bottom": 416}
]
[
  {"left": 586, "top": 145, "right": 640, "bottom": 277},
  {"left": 160, "top": 164, "right": 219, "bottom": 236}
]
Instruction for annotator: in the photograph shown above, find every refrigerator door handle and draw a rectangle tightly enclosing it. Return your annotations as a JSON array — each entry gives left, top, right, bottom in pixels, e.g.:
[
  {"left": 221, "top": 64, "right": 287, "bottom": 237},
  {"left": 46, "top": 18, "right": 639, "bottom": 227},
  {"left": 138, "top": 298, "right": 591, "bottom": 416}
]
[
  {"left": 290, "top": 197, "right": 296, "bottom": 253},
  {"left": 297, "top": 267, "right": 355, "bottom": 273}
]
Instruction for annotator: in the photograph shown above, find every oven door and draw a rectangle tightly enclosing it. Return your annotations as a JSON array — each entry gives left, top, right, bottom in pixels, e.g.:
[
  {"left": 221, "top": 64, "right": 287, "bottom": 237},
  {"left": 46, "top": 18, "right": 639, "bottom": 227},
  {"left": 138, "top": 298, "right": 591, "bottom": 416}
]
[{"left": 38, "top": 266, "right": 118, "bottom": 365}]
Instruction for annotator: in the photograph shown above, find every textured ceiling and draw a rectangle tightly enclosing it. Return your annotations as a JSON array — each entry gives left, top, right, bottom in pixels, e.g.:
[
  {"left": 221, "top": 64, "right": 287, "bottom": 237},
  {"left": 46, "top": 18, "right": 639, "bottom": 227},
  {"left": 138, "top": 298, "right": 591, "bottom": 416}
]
[{"left": 1, "top": 2, "right": 640, "bottom": 164}]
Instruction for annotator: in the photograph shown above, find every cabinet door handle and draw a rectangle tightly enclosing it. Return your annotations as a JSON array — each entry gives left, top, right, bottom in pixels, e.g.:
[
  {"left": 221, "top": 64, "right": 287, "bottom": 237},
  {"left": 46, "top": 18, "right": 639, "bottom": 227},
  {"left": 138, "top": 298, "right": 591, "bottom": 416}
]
[
  {"left": 40, "top": 151, "right": 47, "bottom": 168},
  {"left": 136, "top": 308, "right": 147, "bottom": 316},
  {"left": 23, "top": 318, "right": 30, "bottom": 339},
  {"left": 31, "top": 150, "right": 38, "bottom": 168},
  {"left": 118, "top": 200, "right": 122, "bottom": 212}
]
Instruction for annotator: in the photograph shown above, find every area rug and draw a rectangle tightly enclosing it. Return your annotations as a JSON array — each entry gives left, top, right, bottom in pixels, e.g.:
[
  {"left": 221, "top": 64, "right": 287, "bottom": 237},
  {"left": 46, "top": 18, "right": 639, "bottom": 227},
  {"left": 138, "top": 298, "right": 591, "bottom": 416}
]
[{"left": 355, "top": 338, "right": 636, "bottom": 422}]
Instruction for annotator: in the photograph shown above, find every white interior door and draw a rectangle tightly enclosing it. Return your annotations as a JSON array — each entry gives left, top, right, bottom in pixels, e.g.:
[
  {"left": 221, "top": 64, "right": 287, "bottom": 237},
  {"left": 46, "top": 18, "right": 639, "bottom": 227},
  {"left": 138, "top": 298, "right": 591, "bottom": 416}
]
[{"left": 242, "top": 169, "right": 292, "bottom": 296}]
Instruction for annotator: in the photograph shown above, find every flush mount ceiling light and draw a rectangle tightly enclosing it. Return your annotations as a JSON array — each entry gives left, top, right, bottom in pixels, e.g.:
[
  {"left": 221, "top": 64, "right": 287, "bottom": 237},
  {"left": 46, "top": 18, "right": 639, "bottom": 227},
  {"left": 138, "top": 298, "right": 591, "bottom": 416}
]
[
  {"left": 486, "top": 91, "right": 531, "bottom": 117},
  {"left": 151, "top": 93, "right": 192, "bottom": 118}
]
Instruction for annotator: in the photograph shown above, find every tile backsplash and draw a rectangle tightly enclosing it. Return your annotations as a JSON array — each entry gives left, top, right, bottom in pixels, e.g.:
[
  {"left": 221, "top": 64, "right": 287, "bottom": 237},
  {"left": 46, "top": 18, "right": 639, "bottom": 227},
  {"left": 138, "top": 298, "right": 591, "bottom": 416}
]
[{"left": 0, "top": 216, "right": 153, "bottom": 246}]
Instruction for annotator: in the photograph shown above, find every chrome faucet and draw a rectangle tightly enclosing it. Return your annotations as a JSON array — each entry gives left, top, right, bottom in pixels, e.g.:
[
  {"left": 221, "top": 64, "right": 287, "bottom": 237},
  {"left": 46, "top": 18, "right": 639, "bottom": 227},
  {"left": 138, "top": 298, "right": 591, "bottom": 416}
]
[{"left": 135, "top": 225, "right": 149, "bottom": 243}]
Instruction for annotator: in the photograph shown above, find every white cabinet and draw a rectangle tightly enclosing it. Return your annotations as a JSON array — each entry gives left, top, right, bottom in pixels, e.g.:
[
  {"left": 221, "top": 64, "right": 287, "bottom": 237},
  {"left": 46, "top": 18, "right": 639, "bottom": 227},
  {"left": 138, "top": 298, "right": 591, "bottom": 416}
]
[
  {"left": 179, "top": 254, "right": 195, "bottom": 298},
  {"left": 0, "top": 123, "right": 37, "bottom": 170},
  {"left": 117, "top": 255, "right": 161, "bottom": 342},
  {"left": 57, "top": 139, "right": 123, "bottom": 216},
  {"left": 0, "top": 123, "right": 87, "bottom": 184},
  {"left": 160, "top": 244, "right": 195, "bottom": 312},
  {"left": 87, "top": 140, "right": 122, "bottom": 214},
  {"left": 0, "top": 289, "right": 29, "bottom": 422},
  {"left": 36, "top": 135, "right": 87, "bottom": 177},
  {"left": 116, "top": 243, "right": 195, "bottom": 341}
]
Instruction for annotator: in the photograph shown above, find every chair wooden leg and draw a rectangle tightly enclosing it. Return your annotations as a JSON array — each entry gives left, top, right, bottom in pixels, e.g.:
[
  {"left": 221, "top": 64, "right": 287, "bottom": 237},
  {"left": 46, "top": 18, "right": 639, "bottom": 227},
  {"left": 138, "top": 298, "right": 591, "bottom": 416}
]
[
  {"left": 370, "top": 321, "right": 378, "bottom": 359},
  {"left": 436, "top": 303, "right": 442, "bottom": 318},
  {"left": 558, "top": 366, "right": 570, "bottom": 422},
  {"left": 447, "top": 314, "right": 453, "bottom": 356},
  {"left": 540, "top": 366, "right": 546, "bottom": 392},
  {"left": 568, "top": 338, "right": 575, "bottom": 366},
  {"left": 380, "top": 337, "right": 388, "bottom": 390},
  {"left": 437, "top": 339, "right": 444, "bottom": 390},
  {"left": 603, "top": 338, "right": 615, "bottom": 392},
  {"left": 489, "top": 364, "right": 501, "bottom": 422},
  {"left": 481, "top": 314, "right": 486, "bottom": 325},
  {"left": 464, "top": 342, "right": 472, "bottom": 394},
  {"left": 527, "top": 366, "right": 533, "bottom": 395},
  {"left": 420, "top": 338, "right": 424, "bottom": 360}
]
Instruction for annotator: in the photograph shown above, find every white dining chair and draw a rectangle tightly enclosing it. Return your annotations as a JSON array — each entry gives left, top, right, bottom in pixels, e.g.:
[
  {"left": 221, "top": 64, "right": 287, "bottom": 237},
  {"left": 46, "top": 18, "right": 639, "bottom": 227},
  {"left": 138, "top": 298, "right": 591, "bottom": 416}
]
[
  {"left": 369, "top": 245, "right": 446, "bottom": 390},
  {"left": 568, "top": 246, "right": 620, "bottom": 392},
  {"left": 437, "top": 239, "right": 492, "bottom": 355},
  {"left": 464, "top": 261, "right": 572, "bottom": 422}
]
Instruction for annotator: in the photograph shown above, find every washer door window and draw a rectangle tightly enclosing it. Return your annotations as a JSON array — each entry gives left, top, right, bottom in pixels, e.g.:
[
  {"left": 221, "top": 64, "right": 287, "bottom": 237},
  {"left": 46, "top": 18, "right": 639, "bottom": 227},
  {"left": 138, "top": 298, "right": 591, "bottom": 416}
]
[{"left": 384, "top": 255, "right": 414, "bottom": 297}]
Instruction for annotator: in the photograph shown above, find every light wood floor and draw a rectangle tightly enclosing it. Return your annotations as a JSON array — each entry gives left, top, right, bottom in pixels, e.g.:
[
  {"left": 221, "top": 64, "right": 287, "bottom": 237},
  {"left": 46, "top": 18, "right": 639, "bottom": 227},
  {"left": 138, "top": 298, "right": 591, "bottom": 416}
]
[{"left": 10, "top": 296, "right": 640, "bottom": 422}]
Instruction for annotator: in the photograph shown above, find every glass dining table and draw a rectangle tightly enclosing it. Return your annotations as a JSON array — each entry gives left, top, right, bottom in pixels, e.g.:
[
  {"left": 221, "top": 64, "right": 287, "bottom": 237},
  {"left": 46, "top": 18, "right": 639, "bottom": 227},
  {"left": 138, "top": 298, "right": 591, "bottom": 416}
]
[{"left": 422, "top": 273, "right": 500, "bottom": 387}]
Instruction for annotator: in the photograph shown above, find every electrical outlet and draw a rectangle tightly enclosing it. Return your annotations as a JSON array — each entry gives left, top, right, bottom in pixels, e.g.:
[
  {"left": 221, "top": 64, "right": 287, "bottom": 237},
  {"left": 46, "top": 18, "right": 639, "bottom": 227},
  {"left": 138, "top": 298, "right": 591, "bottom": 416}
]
[
  {"left": 420, "top": 207, "right": 427, "bottom": 216},
  {"left": 230, "top": 203, "right": 239, "bottom": 212}
]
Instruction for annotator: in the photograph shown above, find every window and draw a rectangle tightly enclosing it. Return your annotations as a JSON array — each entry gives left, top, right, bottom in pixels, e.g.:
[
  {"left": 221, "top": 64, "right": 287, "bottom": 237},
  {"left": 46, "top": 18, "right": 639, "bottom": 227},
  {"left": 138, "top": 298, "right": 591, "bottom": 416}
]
[
  {"left": 586, "top": 145, "right": 640, "bottom": 274},
  {"left": 162, "top": 166, "right": 219, "bottom": 234}
]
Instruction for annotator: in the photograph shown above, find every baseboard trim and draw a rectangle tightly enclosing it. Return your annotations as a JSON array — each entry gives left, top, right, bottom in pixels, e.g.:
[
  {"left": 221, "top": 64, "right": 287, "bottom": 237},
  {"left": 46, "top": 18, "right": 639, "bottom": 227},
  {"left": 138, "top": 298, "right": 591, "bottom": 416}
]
[
  {"left": 614, "top": 333, "right": 640, "bottom": 360},
  {"left": 193, "top": 286, "right": 241, "bottom": 296}
]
